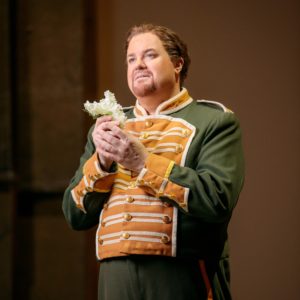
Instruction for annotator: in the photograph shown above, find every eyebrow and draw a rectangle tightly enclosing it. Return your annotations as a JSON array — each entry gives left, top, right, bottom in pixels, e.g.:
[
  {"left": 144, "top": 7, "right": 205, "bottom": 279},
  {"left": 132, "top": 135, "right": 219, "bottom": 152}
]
[{"left": 127, "top": 48, "right": 157, "bottom": 58}]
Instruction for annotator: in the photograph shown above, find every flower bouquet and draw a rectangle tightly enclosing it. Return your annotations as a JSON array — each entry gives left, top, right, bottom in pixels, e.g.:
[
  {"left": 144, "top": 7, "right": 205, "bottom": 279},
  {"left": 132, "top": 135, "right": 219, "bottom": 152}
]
[{"left": 83, "top": 90, "right": 127, "bottom": 126}]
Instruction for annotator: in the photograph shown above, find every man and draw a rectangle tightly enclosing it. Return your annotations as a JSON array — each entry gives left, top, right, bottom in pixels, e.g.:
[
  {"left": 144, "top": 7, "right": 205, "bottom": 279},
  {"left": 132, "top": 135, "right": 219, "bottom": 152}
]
[{"left": 62, "top": 24, "right": 244, "bottom": 300}]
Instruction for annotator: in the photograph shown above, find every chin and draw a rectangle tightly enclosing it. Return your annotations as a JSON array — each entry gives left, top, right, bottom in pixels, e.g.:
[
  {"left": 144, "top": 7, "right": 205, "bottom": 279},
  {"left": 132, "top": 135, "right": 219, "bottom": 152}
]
[{"left": 132, "top": 83, "right": 156, "bottom": 98}]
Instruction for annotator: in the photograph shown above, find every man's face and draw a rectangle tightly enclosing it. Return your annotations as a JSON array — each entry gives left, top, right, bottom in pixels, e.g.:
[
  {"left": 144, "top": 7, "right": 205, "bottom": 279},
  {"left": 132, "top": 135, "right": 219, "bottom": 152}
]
[{"left": 126, "top": 32, "right": 180, "bottom": 99}]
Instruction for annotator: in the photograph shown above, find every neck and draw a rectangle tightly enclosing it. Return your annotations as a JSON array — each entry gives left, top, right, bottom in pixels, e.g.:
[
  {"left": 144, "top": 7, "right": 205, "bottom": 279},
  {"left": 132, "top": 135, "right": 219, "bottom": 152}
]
[{"left": 138, "top": 86, "right": 181, "bottom": 115}]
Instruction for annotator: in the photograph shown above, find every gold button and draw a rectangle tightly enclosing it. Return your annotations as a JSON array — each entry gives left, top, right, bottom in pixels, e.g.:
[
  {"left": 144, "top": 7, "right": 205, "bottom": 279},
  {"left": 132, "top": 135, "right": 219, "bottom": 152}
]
[
  {"left": 103, "top": 203, "right": 108, "bottom": 209},
  {"left": 182, "top": 129, "right": 190, "bottom": 137},
  {"left": 122, "top": 232, "right": 130, "bottom": 239},
  {"left": 141, "top": 132, "right": 149, "bottom": 139},
  {"left": 99, "top": 239, "right": 103, "bottom": 245},
  {"left": 77, "top": 190, "right": 84, "bottom": 197},
  {"left": 123, "top": 213, "right": 132, "bottom": 221},
  {"left": 89, "top": 174, "right": 99, "bottom": 181},
  {"left": 85, "top": 186, "right": 93, "bottom": 192},
  {"left": 137, "top": 179, "right": 145, "bottom": 185},
  {"left": 126, "top": 196, "right": 134, "bottom": 203},
  {"left": 162, "top": 215, "right": 172, "bottom": 224},
  {"left": 161, "top": 235, "right": 170, "bottom": 244},
  {"left": 145, "top": 120, "right": 153, "bottom": 128},
  {"left": 101, "top": 221, "right": 106, "bottom": 227},
  {"left": 129, "top": 181, "right": 136, "bottom": 189},
  {"left": 175, "top": 144, "right": 183, "bottom": 153}
]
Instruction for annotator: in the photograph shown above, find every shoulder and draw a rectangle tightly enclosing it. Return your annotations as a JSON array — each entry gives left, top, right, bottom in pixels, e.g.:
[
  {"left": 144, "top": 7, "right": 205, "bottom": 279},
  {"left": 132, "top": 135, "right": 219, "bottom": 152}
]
[
  {"left": 186, "top": 99, "right": 234, "bottom": 121},
  {"left": 196, "top": 100, "right": 240, "bottom": 132},
  {"left": 196, "top": 99, "right": 233, "bottom": 113},
  {"left": 183, "top": 99, "right": 239, "bottom": 130}
]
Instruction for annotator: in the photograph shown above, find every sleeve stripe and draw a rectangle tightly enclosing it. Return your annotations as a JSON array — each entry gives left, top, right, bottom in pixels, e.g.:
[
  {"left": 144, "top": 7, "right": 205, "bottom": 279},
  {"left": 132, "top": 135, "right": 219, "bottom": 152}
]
[{"left": 164, "top": 161, "right": 175, "bottom": 178}]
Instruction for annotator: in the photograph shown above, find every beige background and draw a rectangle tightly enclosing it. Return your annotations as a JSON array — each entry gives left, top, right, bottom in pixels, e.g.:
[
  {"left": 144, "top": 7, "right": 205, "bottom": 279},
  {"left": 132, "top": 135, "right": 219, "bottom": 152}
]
[{"left": 0, "top": 0, "right": 299, "bottom": 299}]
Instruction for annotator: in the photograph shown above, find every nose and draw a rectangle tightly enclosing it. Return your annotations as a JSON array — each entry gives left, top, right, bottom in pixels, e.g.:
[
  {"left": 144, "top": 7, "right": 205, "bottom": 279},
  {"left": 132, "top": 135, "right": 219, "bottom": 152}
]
[{"left": 135, "top": 57, "right": 146, "bottom": 69}]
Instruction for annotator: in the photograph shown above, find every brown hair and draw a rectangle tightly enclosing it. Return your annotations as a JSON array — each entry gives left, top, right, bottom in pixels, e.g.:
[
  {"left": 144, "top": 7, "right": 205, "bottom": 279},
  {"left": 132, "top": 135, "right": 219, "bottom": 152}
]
[{"left": 125, "top": 24, "right": 191, "bottom": 87}]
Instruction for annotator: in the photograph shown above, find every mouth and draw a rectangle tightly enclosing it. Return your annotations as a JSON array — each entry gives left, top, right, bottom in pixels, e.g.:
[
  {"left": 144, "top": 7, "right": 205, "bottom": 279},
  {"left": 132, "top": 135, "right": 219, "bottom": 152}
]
[{"left": 134, "top": 73, "right": 151, "bottom": 81}]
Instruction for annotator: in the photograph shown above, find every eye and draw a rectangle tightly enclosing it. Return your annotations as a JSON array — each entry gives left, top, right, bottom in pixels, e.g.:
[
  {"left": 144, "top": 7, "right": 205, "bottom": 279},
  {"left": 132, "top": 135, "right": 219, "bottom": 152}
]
[
  {"left": 127, "top": 56, "right": 135, "bottom": 64},
  {"left": 145, "top": 52, "right": 156, "bottom": 59}
]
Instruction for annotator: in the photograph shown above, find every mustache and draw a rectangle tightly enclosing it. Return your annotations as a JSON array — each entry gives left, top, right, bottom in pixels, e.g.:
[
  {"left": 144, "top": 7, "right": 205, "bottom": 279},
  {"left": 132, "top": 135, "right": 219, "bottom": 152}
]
[{"left": 133, "top": 71, "right": 152, "bottom": 80}]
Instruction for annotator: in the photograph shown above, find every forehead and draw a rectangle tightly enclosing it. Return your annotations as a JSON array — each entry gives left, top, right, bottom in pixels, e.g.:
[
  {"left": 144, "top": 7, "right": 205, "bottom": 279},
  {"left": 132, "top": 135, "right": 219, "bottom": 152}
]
[{"left": 127, "top": 32, "right": 165, "bottom": 55}]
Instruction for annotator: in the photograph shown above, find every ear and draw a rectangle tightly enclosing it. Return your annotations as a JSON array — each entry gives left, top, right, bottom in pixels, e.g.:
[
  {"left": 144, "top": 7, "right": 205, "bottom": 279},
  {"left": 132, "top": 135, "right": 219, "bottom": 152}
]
[{"left": 174, "top": 57, "right": 184, "bottom": 74}]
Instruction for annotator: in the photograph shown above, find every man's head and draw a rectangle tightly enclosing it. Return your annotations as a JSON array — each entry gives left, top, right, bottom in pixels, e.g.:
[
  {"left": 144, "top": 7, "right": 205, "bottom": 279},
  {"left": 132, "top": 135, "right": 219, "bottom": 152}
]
[{"left": 125, "top": 24, "right": 191, "bottom": 89}]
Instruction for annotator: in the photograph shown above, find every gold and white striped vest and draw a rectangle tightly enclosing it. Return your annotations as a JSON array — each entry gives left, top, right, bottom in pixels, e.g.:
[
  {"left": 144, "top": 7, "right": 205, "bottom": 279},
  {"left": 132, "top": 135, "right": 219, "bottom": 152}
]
[{"left": 96, "top": 88, "right": 196, "bottom": 260}]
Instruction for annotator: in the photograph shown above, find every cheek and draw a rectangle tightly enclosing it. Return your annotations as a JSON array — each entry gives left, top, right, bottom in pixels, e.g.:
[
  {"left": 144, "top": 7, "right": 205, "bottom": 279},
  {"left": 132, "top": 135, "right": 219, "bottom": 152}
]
[
  {"left": 126, "top": 66, "right": 130, "bottom": 77},
  {"left": 127, "top": 68, "right": 132, "bottom": 86},
  {"left": 153, "top": 61, "right": 172, "bottom": 77},
  {"left": 154, "top": 66, "right": 172, "bottom": 82}
]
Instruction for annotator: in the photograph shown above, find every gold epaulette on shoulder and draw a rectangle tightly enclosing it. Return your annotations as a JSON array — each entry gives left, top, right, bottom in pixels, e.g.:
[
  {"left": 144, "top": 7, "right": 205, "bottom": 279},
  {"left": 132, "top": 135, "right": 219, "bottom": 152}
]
[{"left": 197, "top": 100, "right": 233, "bottom": 113}]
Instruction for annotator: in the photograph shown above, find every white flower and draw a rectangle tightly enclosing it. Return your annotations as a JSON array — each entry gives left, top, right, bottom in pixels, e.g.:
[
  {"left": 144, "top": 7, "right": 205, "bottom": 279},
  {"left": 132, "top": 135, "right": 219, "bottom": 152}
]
[{"left": 83, "top": 90, "right": 127, "bottom": 126}]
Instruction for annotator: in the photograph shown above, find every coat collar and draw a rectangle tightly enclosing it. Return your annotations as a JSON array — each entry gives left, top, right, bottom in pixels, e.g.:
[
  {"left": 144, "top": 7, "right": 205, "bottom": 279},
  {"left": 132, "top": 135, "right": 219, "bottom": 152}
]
[{"left": 133, "top": 88, "right": 193, "bottom": 117}]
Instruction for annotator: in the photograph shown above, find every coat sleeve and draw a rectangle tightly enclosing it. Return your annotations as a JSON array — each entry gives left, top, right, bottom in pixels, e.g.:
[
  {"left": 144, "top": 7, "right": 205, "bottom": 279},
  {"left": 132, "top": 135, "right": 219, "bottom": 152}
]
[
  {"left": 62, "top": 126, "right": 117, "bottom": 230},
  {"left": 135, "top": 111, "right": 245, "bottom": 223}
]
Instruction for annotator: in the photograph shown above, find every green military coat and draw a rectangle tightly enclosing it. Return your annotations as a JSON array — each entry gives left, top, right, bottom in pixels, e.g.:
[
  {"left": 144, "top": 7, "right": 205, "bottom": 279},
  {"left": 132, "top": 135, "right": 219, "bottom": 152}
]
[{"left": 62, "top": 88, "right": 245, "bottom": 299}]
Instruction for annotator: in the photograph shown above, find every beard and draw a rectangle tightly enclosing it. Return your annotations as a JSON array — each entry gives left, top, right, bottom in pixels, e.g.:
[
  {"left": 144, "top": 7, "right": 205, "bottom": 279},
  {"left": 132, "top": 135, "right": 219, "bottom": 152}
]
[{"left": 131, "top": 76, "right": 157, "bottom": 98}]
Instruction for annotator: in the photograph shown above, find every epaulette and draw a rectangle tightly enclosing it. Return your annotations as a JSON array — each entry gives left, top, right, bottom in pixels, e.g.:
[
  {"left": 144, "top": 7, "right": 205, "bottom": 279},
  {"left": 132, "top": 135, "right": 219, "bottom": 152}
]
[
  {"left": 197, "top": 99, "right": 233, "bottom": 113},
  {"left": 122, "top": 106, "right": 134, "bottom": 112}
]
